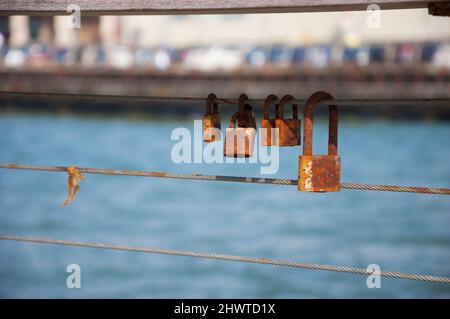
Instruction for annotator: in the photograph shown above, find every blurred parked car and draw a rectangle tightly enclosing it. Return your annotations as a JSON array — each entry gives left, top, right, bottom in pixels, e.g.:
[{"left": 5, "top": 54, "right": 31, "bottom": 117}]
[
  {"left": 4, "top": 48, "right": 26, "bottom": 68},
  {"left": 291, "top": 47, "right": 306, "bottom": 65},
  {"left": 342, "top": 47, "right": 359, "bottom": 64},
  {"left": 153, "top": 47, "right": 171, "bottom": 70},
  {"left": 27, "top": 43, "right": 52, "bottom": 67},
  {"left": 268, "top": 45, "right": 292, "bottom": 66},
  {"left": 169, "top": 48, "right": 188, "bottom": 66},
  {"left": 432, "top": 44, "right": 450, "bottom": 69},
  {"left": 245, "top": 46, "right": 268, "bottom": 68},
  {"left": 106, "top": 45, "right": 134, "bottom": 69},
  {"left": 369, "top": 45, "right": 385, "bottom": 63},
  {"left": 183, "top": 46, "right": 243, "bottom": 72},
  {"left": 305, "top": 45, "right": 332, "bottom": 68},
  {"left": 420, "top": 42, "right": 439, "bottom": 63},
  {"left": 395, "top": 43, "right": 417, "bottom": 64}
]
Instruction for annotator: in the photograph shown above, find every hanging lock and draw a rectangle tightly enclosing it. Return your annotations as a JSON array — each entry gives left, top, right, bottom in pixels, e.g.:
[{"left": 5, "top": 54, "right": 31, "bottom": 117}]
[
  {"left": 298, "top": 91, "right": 340, "bottom": 192},
  {"left": 274, "top": 95, "right": 301, "bottom": 146},
  {"left": 239, "top": 93, "right": 257, "bottom": 129},
  {"left": 224, "top": 94, "right": 257, "bottom": 157},
  {"left": 203, "top": 93, "right": 221, "bottom": 142},
  {"left": 261, "top": 94, "right": 279, "bottom": 146}
]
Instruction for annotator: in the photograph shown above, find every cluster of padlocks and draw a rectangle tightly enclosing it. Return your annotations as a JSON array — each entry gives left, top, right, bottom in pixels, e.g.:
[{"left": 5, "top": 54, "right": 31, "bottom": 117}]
[{"left": 203, "top": 91, "right": 341, "bottom": 192}]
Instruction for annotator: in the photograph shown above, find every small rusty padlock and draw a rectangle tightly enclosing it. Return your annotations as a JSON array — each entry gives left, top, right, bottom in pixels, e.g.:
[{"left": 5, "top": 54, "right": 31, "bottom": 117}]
[
  {"left": 239, "top": 93, "right": 257, "bottom": 129},
  {"left": 261, "top": 94, "right": 279, "bottom": 146},
  {"left": 203, "top": 93, "right": 221, "bottom": 142},
  {"left": 224, "top": 94, "right": 257, "bottom": 157},
  {"left": 298, "top": 91, "right": 340, "bottom": 192},
  {"left": 275, "top": 95, "right": 301, "bottom": 146}
]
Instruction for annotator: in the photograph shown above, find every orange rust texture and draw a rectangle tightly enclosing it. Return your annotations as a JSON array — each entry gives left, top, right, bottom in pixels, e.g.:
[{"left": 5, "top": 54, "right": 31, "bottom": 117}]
[
  {"left": 261, "top": 118, "right": 275, "bottom": 146},
  {"left": 275, "top": 95, "right": 301, "bottom": 147},
  {"left": 299, "top": 155, "right": 340, "bottom": 192},
  {"left": 152, "top": 172, "right": 167, "bottom": 177},
  {"left": 261, "top": 94, "right": 278, "bottom": 146},
  {"left": 274, "top": 118, "right": 301, "bottom": 146},
  {"left": 203, "top": 113, "right": 221, "bottom": 142}
]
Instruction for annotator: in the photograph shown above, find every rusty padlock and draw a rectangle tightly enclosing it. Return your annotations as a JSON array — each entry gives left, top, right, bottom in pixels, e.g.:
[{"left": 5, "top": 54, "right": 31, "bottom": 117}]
[
  {"left": 298, "top": 91, "right": 340, "bottom": 192},
  {"left": 224, "top": 94, "right": 257, "bottom": 157},
  {"left": 239, "top": 93, "right": 257, "bottom": 129},
  {"left": 203, "top": 93, "right": 221, "bottom": 142},
  {"left": 275, "top": 95, "right": 301, "bottom": 146},
  {"left": 261, "top": 94, "right": 279, "bottom": 146}
]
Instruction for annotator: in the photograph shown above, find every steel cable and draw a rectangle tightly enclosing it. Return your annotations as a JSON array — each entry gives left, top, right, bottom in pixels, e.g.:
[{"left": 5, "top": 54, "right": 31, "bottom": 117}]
[
  {"left": 1, "top": 90, "right": 449, "bottom": 106},
  {"left": 0, "top": 163, "right": 449, "bottom": 195},
  {"left": 0, "top": 234, "right": 449, "bottom": 284}
]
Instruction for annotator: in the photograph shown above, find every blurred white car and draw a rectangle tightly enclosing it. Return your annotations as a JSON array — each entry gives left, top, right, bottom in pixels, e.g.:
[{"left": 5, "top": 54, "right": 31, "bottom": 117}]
[
  {"left": 432, "top": 44, "right": 450, "bottom": 69},
  {"left": 5, "top": 49, "right": 26, "bottom": 68},
  {"left": 153, "top": 48, "right": 171, "bottom": 70},
  {"left": 305, "top": 46, "right": 331, "bottom": 69},
  {"left": 106, "top": 45, "right": 134, "bottom": 69},
  {"left": 183, "top": 46, "right": 243, "bottom": 72}
]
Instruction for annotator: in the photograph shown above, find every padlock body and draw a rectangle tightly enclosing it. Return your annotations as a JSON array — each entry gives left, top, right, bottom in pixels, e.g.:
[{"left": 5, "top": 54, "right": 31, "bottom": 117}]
[
  {"left": 203, "top": 113, "right": 221, "bottom": 142},
  {"left": 260, "top": 119, "right": 276, "bottom": 146},
  {"left": 224, "top": 127, "right": 256, "bottom": 157},
  {"left": 275, "top": 118, "right": 301, "bottom": 146},
  {"left": 298, "top": 155, "right": 340, "bottom": 192}
]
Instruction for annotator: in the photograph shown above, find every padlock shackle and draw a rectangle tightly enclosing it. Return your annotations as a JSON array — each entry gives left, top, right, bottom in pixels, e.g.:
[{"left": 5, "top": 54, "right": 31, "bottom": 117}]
[
  {"left": 238, "top": 93, "right": 250, "bottom": 121},
  {"left": 277, "top": 95, "right": 299, "bottom": 120},
  {"left": 229, "top": 111, "right": 256, "bottom": 129},
  {"left": 229, "top": 111, "right": 238, "bottom": 129},
  {"left": 263, "top": 94, "right": 279, "bottom": 120},
  {"left": 303, "top": 91, "right": 338, "bottom": 156},
  {"left": 237, "top": 93, "right": 256, "bottom": 128},
  {"left": 206, "top": 93, "right": 218, "bottom": 114}
]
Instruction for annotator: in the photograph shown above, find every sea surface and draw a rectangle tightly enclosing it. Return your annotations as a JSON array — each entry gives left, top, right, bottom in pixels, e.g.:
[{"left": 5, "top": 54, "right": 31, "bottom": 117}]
[{"left": 0, "top": 112, "right": 449, "bottom": 298}]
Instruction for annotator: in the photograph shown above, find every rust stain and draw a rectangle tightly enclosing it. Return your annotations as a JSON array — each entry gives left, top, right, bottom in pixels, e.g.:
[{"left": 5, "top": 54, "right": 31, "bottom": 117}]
[
  {"left": 203, "top": 93, "right": 221, "bottom": 142},
  {"left": 203, "top": 113, "right": 221, "bottom": 142},
  {"left": 261, "top": 119, "right": 275, "bottom": 146},
  {"left": 275, "top": 95, "right": 301, "bottom": 146}
]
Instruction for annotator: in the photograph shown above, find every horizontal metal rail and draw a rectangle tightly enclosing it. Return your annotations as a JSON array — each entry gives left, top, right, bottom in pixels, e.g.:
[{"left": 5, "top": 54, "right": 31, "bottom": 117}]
[
  {"left": 0, "top": 0, "right": 441, "bottom": 16},
  {"left": 1, "top": 91, "right": 449, "bottom": 107},
  {"left": 1, "top": 164, "right": 449, "bottom": 195}
]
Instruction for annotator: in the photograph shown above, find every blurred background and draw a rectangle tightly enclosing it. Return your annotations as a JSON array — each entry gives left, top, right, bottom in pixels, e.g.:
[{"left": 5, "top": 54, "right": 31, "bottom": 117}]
[
  {"left": 0, "top": 9, "right": 449, "bottom": 298},
  {"left": 0, "top": 9, "right": 449, "bottom": 116}
]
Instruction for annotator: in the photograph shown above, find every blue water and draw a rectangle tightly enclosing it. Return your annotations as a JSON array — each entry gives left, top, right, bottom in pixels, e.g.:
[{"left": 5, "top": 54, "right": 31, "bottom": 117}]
[{"left": 0, "top": 113, "right": 449, "bottom": 298}]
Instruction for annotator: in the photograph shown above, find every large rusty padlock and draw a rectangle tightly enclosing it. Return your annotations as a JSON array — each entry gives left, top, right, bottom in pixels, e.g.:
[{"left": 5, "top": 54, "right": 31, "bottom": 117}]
[
  {"left": 261, "top": 94, "right": 279, "bottom": 146},
  {"left": 203, "top": 93, "right": 221, "bottom": 142},
  {"left": 298, "top": 91, "right": 340, "bottom": 192},
  {"left": 224, "top": 94, "right": 257, "bottom": 157},
  {"left": 275, "top": 95, "right": 301, "bottom": 146}
]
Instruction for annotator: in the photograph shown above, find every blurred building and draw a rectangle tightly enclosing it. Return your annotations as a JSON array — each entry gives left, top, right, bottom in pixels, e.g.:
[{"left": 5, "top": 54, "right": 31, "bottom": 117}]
[
  {"left": 0, "top": 9, "right": 449, "bottom": 117},
  {"left": 1, "top": 9, "right": 449, "bottom": 49},
  {"left": 0, "top": 10, "right": 449, "bottom": 71}
]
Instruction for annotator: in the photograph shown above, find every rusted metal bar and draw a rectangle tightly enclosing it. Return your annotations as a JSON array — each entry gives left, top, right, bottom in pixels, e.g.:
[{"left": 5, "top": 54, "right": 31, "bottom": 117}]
[{"left": 0, "top": 0, "right": 442, "bottom": 16}]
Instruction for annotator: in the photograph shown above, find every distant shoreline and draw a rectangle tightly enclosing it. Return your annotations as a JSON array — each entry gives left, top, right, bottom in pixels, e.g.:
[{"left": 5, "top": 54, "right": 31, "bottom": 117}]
[{"left": 1, "top": 66, "right": 449, "bottom": 120}]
